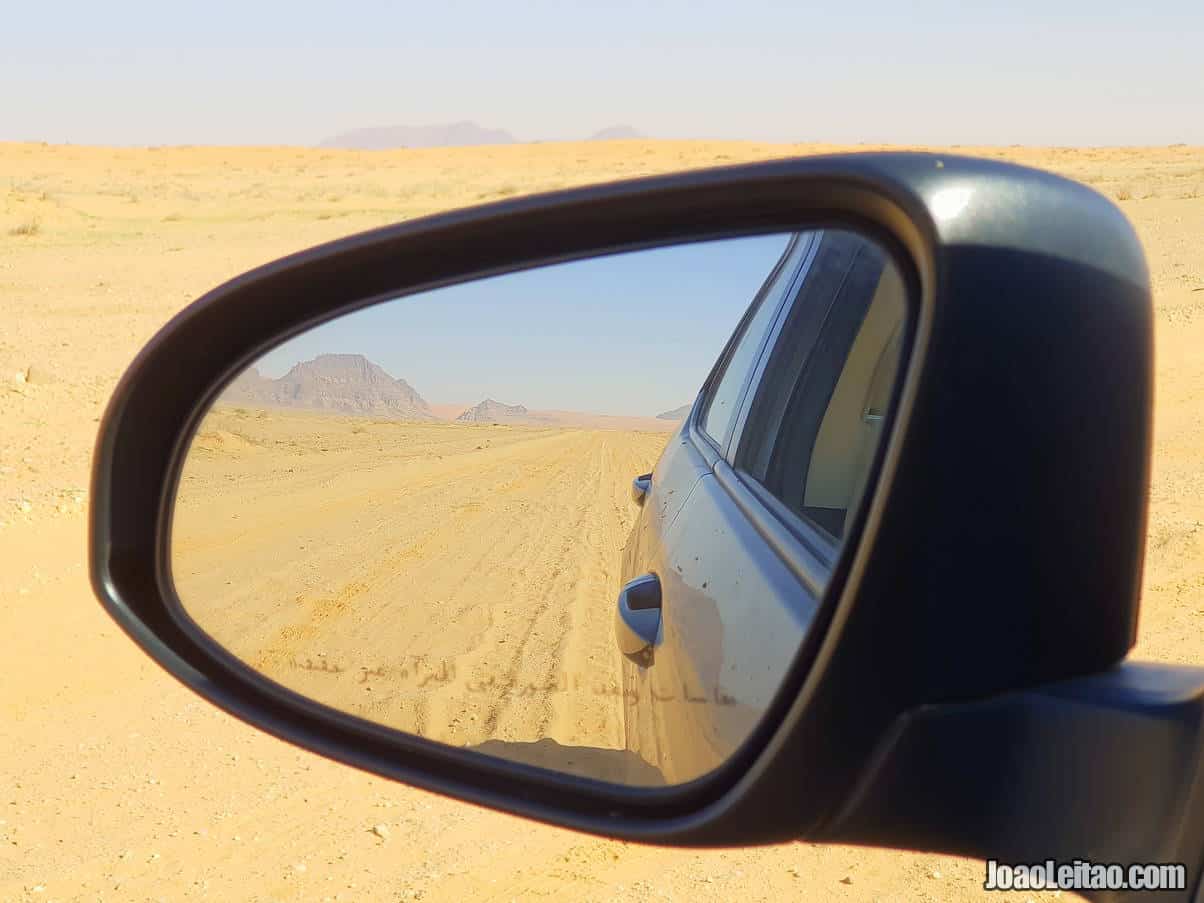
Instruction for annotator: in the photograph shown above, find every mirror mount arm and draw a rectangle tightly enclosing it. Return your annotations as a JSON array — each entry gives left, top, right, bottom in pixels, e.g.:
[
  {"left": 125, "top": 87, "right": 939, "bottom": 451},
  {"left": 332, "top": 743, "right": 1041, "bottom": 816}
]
[{"left": 821, "top": 662, "right": 1204, "bottom": 902}]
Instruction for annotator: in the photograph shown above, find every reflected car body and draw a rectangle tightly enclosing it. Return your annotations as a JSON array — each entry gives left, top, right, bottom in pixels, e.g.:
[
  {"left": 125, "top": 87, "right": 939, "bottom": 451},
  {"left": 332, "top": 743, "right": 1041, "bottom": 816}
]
[{"left": 619, "top": 229, "right": 908, "bottom": 784}]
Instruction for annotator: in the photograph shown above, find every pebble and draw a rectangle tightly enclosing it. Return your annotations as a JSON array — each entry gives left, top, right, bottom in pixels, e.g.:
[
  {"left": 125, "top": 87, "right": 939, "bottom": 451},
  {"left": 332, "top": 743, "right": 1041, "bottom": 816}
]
[
  {"left": 930, "top": 868, "right": 942, "bottom": 879},
  {"left": 370, "top": 823, "right": 390, "bottom": 841}
]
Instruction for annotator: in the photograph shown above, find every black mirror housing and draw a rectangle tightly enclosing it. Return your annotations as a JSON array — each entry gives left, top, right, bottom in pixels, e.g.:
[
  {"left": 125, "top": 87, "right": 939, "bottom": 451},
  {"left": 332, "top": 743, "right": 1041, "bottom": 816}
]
[{"left": 90, "top": 153, "right": 1196, "bottom": 890}]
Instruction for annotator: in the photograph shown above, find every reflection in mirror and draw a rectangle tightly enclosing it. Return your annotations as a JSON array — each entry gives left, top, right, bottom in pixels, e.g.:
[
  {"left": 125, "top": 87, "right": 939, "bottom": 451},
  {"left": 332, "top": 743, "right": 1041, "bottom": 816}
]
[{"left": 171, "top": 230, "right": 908, "bottom": 788}]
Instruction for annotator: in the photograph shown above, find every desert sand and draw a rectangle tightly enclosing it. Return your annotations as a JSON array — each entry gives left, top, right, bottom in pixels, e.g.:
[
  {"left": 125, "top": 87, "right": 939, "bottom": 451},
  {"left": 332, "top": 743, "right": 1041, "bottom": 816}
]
[
  {"left": 174, "top": 409, "right": 669, "bottom": 784},
  {"left": 2, "top": 139, "right": 1203, "bottom": 901}
]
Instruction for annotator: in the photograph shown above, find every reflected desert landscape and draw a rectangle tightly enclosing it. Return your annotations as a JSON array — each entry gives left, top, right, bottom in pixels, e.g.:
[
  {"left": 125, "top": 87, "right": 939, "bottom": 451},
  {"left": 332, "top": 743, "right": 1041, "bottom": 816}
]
[
  {"left": 3, "top": 139, "right": 1203, "bottom": 900},
  {"left": 175, "top": 404, "right": 671, "bottom": 784}
]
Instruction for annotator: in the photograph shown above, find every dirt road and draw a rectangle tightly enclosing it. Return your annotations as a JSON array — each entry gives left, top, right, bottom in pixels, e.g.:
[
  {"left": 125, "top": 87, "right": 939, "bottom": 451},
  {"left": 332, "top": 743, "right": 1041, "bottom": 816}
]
[
  {"left": 5, "top": 139, "right": 1203, "bottom": 901},
  {"left": 175, "top": 411, "right": 668, "bottom": 781}
]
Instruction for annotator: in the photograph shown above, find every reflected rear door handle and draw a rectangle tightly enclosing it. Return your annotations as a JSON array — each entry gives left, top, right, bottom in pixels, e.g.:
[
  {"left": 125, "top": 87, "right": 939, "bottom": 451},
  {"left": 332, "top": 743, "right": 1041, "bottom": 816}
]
[
  {"left": 615, "top": 573, "right": 661, "bottom": 665},
  {"left": 632, "top": 473, "right": 652, "bottom": 505}
]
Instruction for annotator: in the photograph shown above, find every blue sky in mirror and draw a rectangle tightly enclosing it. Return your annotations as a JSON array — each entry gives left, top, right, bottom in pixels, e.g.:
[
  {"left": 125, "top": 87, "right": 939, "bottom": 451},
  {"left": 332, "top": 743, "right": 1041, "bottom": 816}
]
[{"left": 253, "top": 234, "right": 793, "bottom": 417}]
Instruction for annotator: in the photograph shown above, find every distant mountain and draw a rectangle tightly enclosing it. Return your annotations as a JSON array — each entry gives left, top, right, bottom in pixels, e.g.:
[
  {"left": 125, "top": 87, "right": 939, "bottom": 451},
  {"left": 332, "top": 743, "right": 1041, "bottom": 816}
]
[
  {"left": 431, "top": 402, "right": 679, "bottom": 432},
  {"left": 318, "top": 121, "right": 517, "bottom": 150},
  {"left": 656, "top": 404, "right": 692, "bottom": 421},
  {"left": 455, "top": 398, "right": 539, "bottom": 424},
  {"left": 317, "top": 121, "right": 649, "bottom": 149},
  {"left": 223, "top": 366, "right": 276, "bottom": 404},
  {"left": 588, "top": 125, "right": 645, "bottom": 141},
  {"left": 220, "top": 354, "right": 435, "bottom": 420}
]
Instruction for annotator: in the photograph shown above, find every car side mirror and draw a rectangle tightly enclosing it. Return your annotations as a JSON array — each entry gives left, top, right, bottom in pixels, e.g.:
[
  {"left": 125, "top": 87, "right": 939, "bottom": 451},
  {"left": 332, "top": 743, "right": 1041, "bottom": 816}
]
[
  {"left": 631, "top": 472, "right": 652, "bottom": 505},
  {"left": 90, "top": 154, "right": 1204, "bottom": 898}
]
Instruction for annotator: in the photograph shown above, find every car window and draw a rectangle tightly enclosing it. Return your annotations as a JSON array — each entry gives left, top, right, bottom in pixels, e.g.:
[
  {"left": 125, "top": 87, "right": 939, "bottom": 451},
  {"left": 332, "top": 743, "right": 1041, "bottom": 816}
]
[
  {"left": 699, "top": 234, "right": 811, "bottom": 448},
  {"left": 734, "top": 230, "right": 907, "bottom": 542}
]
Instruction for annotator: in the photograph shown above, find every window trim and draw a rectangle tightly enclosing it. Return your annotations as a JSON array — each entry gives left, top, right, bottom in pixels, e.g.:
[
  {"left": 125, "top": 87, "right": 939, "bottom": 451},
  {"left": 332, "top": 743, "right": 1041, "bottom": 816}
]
[
  {"left": 692, "top": 232, "right": 815, "bottom": 458},
  {"left": 713, "top": 459, "right": 835, "bottom": 600},
  {"left": 718, "top": 231, "right": 901, "bottom": 579},
  {"left": 722, "top": 231, "right": 823, "bottom": 462},
  {"left": 758, "top": 239, "right": 887, "bottom": 518}
]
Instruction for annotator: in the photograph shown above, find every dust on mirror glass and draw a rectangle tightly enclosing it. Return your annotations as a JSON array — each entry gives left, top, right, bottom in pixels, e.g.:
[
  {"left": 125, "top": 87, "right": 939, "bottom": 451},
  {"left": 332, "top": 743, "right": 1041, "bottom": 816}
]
[{"left": 171, "top": 229, "right": 908, "bottom": 788}]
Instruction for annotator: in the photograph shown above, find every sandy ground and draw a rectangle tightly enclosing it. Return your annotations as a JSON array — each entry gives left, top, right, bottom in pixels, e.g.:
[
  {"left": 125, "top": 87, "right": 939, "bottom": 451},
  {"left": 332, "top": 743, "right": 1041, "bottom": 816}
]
[
  {"left": 174, "top": 410, "right": 667, "bottom": 784},
  {"left": 2, "top": 139, "right": 1203, "bottom": 901}
]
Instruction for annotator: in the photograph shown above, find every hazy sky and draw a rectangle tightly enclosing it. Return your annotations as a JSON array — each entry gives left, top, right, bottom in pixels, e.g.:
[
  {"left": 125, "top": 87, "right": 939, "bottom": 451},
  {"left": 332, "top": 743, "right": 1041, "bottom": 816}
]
[
  {"left": 4, "top": 1, "right": 1202, "bottom": 146},
  {"left": 253, "top": 233, "right": 795, "bottom": 416}
]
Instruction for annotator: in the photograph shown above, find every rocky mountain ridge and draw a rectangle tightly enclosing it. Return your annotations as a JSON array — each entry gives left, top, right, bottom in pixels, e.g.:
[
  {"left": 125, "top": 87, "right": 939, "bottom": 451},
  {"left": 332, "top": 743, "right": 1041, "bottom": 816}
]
[{"left": 220, "top": 353, "right": 435, "bottom": 420}]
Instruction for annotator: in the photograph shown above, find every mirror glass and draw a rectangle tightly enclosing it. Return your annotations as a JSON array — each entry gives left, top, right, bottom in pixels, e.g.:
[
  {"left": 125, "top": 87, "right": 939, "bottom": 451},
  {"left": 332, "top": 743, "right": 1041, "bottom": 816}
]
[{"left": 171, "top": 229, "right": 909, "bottom": 788}]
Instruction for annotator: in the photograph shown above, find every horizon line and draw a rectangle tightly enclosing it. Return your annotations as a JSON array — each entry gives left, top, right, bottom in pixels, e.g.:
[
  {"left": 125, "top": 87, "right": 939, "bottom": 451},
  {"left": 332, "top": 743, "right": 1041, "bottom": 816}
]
[{"left": 4, "top": 138, "right": 1203, "bottom": 152}]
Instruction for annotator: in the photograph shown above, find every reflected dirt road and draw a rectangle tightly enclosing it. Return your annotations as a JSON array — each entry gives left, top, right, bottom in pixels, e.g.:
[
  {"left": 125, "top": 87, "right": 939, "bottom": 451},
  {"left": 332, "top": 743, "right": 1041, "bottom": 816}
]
[{"left": 174, "top": 408, "right": 669, "bottom": 779}]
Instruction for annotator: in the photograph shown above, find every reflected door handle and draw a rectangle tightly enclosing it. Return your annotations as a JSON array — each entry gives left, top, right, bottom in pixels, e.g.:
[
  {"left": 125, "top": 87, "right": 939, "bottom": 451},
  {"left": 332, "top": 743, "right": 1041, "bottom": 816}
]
[
  {"left": 632, "top": 473, "right": 652, "bottom": 505},
  {"left": 615, "top": 574, "right": 661, "bottom": 664}
]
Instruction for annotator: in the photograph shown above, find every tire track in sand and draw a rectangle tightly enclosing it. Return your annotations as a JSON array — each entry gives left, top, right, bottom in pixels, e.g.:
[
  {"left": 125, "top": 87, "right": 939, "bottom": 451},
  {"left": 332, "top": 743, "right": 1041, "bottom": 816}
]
[{"left": 173, "top": 421, "right": 669, "bottom": 760}]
